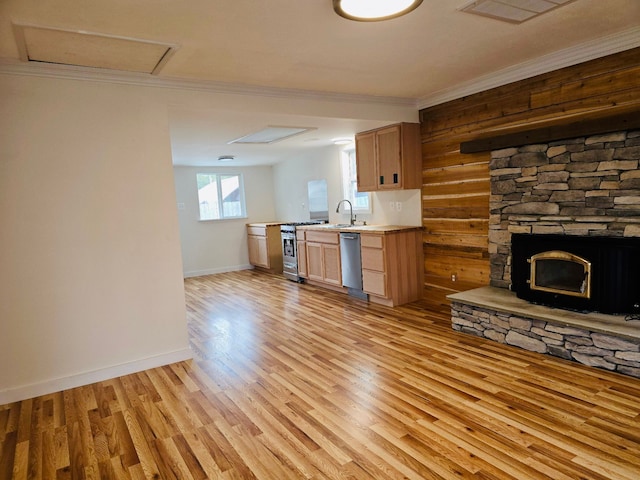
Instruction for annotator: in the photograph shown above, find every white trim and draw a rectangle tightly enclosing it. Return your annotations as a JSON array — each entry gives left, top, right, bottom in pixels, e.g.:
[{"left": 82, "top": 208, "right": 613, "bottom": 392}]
[
  {"left": 418, "top": 26, "right": 640, "bottom": 109},
  {"left": 0, "top": 58, "right": 416, "bottom": 107},
  {"left": 1, "top": 26, "right": 638, "bottom": 110},
  {"left": 0, "top": 348, "right": 193, "bottom": 404},
  {"left": 183, "top": 264, "right": 253, "bottom": 278}
]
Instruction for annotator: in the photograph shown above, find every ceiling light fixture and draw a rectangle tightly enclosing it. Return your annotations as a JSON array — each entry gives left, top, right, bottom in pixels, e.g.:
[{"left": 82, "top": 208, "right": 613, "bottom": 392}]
[
  {"left": 333, "top": 0, "right": 423, "bottom": 21},
  {"left": 332, "top": 137, "right": 354, "bottom": 145},
  {"left": 218, "top": 155, "right": 235, "bottom": 162}
]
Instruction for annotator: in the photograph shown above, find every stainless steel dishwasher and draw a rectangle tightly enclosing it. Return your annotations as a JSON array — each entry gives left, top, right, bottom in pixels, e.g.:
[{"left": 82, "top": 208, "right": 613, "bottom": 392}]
[{"left": 339, "top": 232, "right": 368, "bottom": 300}]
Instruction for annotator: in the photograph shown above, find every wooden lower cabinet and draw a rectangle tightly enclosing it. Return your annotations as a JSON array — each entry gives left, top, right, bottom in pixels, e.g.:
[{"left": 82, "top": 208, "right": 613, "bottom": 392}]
[
  {"left": 321, "top": 244, "right": 341, "bottom": 286},
  {"left": 247, "top": 224, "right": 283, "bottom": 273},
  {"left": 361, "top": 230, "right": 423, "bottom": 306},
  {"left": 305, "top": 231, "right": 342, "bottom": 287},
  {"left": 296, "top": 239, "right": 308, "bottom": 278},
  {"left": 248, "top": 234, "right": 269, "bottom": 267}
]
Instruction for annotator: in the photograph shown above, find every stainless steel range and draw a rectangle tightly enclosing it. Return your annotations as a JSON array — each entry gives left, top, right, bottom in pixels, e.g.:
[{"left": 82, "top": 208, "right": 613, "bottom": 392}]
[{"left": 281, "top": 221, "right": 325, "bottom": 282}]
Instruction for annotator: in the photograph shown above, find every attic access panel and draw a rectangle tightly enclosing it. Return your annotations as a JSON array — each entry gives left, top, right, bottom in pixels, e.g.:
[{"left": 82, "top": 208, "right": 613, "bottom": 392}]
[{"left": 13, "top": 24, "right": 178, "bottom": 74}]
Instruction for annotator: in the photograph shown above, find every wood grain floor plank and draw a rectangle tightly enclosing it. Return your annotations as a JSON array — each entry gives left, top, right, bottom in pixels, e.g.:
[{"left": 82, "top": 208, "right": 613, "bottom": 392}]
[
  {"left": 12, "top": 440, "right": 28, "bottom": 480},
  {"left": 2, "top": 270, "right": 640, "bottom": 478}
]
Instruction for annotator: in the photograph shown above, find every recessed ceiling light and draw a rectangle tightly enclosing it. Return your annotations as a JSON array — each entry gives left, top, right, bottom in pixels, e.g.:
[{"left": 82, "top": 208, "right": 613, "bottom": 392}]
[
  {"left": 333, "top": 0, "right": 423, "bottom": 21},
  {"left": 218, "top": 155, "right": 235, "bottom": 162},
  {"left": 228, "top": 126, "right": 316, "bottom": 144}
]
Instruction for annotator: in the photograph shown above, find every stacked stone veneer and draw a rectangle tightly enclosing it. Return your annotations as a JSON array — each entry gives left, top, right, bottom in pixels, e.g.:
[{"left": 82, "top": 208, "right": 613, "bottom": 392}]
[
  {"left": 451, "top": 130, "right": 640, "bottom": 379},
  {"left": 451, "top": 303, "right": 640, "bottom": 378},
  {"left": 489, "top": 129, "right": 640, "bottom": 288}
]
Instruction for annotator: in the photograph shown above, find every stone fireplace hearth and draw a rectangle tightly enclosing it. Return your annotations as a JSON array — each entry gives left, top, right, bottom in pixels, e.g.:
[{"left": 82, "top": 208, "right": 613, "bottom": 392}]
[{"left": 450, "top": 130, "right": 640, "bottom": 378}]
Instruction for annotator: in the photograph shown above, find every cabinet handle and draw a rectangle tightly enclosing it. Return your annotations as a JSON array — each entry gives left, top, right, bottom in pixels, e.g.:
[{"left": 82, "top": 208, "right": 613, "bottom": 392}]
[
  {"left": 380, "top": 176, "right": 384, "bottom": 185},
  {"left": 393, "top": 173, "right": 398, "bottom": 184}
]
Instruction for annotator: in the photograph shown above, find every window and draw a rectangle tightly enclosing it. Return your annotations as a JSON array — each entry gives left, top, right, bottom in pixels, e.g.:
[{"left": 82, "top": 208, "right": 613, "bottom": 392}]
[
  {"left": 196, "top": 173, "right": 246, "bottom": 220},
  {"left": 341, "top": 148, "right": 371, "bottom": 213}
]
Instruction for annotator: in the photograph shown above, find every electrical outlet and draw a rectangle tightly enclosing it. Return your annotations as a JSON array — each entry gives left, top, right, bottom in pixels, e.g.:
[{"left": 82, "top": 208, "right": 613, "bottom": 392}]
[
  {"left": 389, "top": 201, "right": 395, "bottom": 210},
  {"left": 451, "top": 273, "right": 457, "bottom": 282},
  {"left": 396, "top": 201, "right": 402, "bottom": 212}
]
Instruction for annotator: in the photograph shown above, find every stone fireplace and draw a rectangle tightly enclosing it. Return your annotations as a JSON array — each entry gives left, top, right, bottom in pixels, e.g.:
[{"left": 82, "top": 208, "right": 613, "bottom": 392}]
[
  {"left": 449, "top": 130, "right": 640, "bottom": 378},
  {"left": 489, "top": 130, "right": 640, "bottom": 288}
]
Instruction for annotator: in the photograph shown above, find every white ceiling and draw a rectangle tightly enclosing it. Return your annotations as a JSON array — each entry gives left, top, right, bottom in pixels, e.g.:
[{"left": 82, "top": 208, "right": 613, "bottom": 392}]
[{"left": 1, "top": 0, "right": 639, "bottom": 166}]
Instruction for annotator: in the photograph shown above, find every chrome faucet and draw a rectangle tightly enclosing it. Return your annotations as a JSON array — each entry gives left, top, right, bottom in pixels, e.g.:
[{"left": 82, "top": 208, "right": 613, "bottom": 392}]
[{"left": 336, "top": 199, "right": 354, "bottom": 225}]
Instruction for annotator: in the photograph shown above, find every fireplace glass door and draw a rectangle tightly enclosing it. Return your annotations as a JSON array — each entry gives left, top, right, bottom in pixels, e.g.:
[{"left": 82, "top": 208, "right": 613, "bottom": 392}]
[
  {"left": 528, "top": 251, "right": 591, "bottom": 299},
  {"left": 511, "top": 233, "right": 639, "bottom": 314}
]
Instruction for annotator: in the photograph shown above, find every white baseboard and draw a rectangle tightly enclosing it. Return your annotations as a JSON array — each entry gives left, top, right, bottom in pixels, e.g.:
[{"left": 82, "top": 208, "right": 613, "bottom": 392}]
[
  {"left": 183, "top": 264, "right": 253, "bottom": 278},
  {"left": 0, "top": 347, "right": 193, "bottom": 404}
]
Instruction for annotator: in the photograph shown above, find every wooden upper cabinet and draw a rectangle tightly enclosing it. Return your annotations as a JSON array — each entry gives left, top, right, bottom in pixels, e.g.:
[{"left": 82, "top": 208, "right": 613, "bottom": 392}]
[
  {"left": 355, "top": 131, "right": 377, "bottom": 192},
  {"left": 355, "top": 123, "right": 421, "bottom": 192},
  {"left": 376, "top": 126, "right": 401, "bottom": 190}
]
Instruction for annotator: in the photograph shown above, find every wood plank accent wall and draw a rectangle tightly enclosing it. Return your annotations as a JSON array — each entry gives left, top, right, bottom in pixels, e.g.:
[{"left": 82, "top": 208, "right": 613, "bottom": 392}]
[{"left": 419, "top": 47, "right": 640, "bottom": 315}]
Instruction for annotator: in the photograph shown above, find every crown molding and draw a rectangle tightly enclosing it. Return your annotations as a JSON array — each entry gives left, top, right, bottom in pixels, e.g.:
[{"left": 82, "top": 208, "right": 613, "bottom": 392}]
[
  {"left": 0, "top": 58, "right": 417, "bottom": 108},
  {"left": 417, "top": 26, "right": 640, "bottom": 110},
  {"left": 2, "top": 26, "right": 639, "bottom": 112}
]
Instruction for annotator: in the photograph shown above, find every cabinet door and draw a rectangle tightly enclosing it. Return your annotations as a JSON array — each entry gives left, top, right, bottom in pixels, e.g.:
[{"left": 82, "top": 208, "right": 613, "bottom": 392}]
[
  {"left": 248, "top": 235, "right": 269, "bottom": 267},
  {"left": 355, "top": 131, "right": 377, "bottom": 192},
  {"left": 361, "top": 234, "right": 387, "bottom": 297},
  {"left": 322, "top": 244, "right": 342, "bottom": 286},
  {"left": 297, "top": 240, "right": 308, "bottom": 278},
  {"left": 376, "top": 125, "right": 401, "bottom": 189},
  {"left": 361, "top": 247, "right": 385, "bottom": 271},
  {"left": 248, "top": 235, "right": 260, "bottom": 265},
  {"left": 363, "top": 270, "right": 387, "bottom": 297},
  {"left": 306, "top": 242, "right": 323, "bottom": 281}
]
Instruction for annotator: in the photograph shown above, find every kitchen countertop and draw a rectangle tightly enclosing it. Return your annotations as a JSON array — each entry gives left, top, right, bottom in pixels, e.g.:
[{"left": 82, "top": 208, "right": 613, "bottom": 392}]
[
  {"left": 247, "top": 222, "right": 285, "bottom": 227},
  {"left": 297, "top": 224, "right": 423, "bottom": 234}
]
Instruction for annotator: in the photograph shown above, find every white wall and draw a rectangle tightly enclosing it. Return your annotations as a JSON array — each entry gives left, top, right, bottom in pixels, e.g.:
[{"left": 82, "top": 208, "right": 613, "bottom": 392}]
[
  {"left": 0, "top": 75, "right": 190, "bottom": 402},
  {"left": 273, "top": 145, "right": 343, "bottom": 222},
  {"left": 273, "top": 145, "right": 422, "bottom": 226},
  {"left": 0, "top": 64, "right": 419, "bottom": 401},
  {"left": 370, "top": 189, "right": 422, "bottom": 226},
  {"left": 173, "top": 165, "right": 277, "bottom": 276}
]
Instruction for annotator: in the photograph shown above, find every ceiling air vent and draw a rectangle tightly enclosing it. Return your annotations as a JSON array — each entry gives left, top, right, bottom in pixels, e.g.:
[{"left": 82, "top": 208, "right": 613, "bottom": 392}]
[
  {"left": 459, "top": 0, "right": 578, "bottom": 24},
  {"left": 13, "top": 24, "right": 178, "bottom": 74}
]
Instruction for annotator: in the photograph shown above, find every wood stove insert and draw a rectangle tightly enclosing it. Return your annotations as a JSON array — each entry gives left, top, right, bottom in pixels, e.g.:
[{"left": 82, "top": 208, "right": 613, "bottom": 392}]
[{"left": 511, "top": 234, "right": 640, "bottom": 315}]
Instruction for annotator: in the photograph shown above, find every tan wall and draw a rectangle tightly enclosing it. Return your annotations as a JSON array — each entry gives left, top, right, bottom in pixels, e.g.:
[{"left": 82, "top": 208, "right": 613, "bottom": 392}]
[{"left": 419, "top": 47, "right": 640, "bottom": 316}]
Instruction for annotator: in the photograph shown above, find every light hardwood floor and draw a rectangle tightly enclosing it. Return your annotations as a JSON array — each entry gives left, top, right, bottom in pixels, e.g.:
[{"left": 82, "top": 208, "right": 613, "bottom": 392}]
[{"left": 2, "top": 270, "right": 640, "bottom": 479}]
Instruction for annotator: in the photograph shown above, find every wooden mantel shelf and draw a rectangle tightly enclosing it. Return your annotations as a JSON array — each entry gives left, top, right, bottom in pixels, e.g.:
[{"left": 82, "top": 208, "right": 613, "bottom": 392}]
[{"left": 460, "top": 107, "right": 640, "bottom": 154}]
